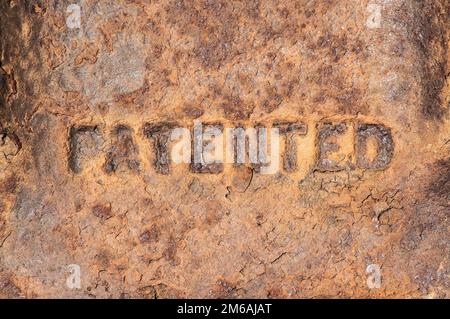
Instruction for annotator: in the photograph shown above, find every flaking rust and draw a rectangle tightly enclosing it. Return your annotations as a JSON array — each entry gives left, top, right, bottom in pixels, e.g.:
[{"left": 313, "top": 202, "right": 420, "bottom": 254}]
[{"left": 0, "top": 0, "right": 449, "bottom": 298}]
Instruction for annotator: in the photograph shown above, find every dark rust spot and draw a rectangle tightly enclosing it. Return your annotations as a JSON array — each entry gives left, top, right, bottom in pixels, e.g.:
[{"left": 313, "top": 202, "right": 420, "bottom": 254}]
[
  {"left": 1, "top": 175, "right": 16, "bottom": 194},
  {"left": 92, "top": 203, "right": 112, "bottom": 220},
  {"left": 221, "top": 96, "right": 254, "bottom": 121},
  {"left": 139, "top": 225, "right": 159, "bottom": 244},
  {"left": 427, "top": 158, "right": 450, "bottom": 200}
]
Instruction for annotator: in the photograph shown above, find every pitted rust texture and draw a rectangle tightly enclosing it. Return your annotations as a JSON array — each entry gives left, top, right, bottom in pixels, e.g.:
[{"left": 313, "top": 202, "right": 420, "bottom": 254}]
[{"left": 0, "top": 0, "right": 449, "bottom": 298}]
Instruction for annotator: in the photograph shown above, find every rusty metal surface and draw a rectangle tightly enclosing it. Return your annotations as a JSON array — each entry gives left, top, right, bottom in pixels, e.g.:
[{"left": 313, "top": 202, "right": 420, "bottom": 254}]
[{"left": 0, "top": 0, "right": 449, "bottom": 298}]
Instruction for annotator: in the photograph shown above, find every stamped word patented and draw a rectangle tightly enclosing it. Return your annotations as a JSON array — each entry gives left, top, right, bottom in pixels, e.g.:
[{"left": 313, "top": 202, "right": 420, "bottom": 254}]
[{"left": 68, "top": 120, "right": 394, "bottom": 175}]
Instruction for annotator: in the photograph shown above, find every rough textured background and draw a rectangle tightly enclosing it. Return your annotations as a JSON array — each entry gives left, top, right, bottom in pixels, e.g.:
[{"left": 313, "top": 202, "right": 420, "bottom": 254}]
[{"left": 0, "top": 0, "right": 449, "bottom": 298}]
